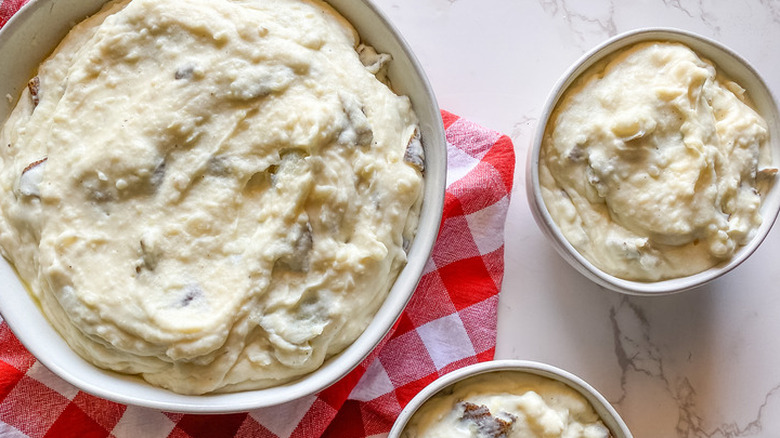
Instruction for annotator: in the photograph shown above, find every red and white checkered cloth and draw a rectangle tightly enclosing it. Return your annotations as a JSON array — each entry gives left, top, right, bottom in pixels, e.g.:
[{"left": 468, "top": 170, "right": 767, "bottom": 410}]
[
  {"left": 0, "top": 3, "right": 516, "bottom": 437},
  {"left": 0, "top": 0, "right": 26, "bottom": 27}
]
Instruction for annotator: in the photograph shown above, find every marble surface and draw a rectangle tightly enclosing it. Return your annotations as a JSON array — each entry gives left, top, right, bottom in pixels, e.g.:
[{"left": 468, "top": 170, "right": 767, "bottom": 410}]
[{"left": 371, "top": 1, "right": 780, "bottom": 437}]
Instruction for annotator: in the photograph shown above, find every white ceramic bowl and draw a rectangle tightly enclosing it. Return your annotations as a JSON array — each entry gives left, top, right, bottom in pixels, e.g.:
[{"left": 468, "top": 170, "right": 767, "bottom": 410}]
[
  {"left": 0, "top": 0, "right": 446, "bottom": 412},
  {"left": 526, "top": 28, "right": 780, "bottom": 295},
  {"left": 388, "top": 360, "right": 633, "bottom": 438}
]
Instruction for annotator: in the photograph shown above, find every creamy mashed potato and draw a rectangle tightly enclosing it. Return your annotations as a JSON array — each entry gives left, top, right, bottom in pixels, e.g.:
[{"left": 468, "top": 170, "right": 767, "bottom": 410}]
[
  {"left": 0, "top": 0, "right": 424, "bottom": 394},
  {"left": 541, "top": 41, "right": 775, "bottom": 281},
  {"left": 403, "top": 371, "right": 612, "bottom": 438}
]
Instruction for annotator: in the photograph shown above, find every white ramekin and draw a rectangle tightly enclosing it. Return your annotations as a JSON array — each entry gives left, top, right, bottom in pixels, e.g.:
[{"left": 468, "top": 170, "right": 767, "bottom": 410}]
[
  {"left": 389, "top": 360, "right": 633, "bottom": 438},
  {"left": 526, "top": 28, "right": 780, "bottom": 295}
]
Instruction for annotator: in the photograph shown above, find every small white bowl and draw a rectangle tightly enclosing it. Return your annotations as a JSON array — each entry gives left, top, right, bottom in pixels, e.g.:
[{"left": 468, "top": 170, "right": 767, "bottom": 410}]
[
  {"left": 388, "top": 360, "right": 633, "bottom": 438},
  {"left": 526, "top": 28, "right": 780, "bottom": 295},
  {"left": 0, "top": 0, "right": 445, "bottom": 412}
]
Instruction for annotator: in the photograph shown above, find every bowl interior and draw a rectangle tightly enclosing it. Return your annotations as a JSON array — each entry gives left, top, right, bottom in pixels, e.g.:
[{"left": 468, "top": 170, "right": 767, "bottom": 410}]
[
  {"left": 527, "top": 28, "right": 780, "bottom": 295},
  {"left": 388, "top": 360, "right": 633, "bottom": 438},
  {"left": 0, "top": 0, "right": 445, "bottom": 412}
]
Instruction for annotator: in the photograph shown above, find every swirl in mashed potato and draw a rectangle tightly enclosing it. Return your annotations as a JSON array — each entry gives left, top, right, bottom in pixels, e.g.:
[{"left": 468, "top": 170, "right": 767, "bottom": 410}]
[
  {"left": 541, "top": 42, "right": 776, "bottom": 281},
  {"left": 0, "top": 0, "right": 424, "bottom": 394}
]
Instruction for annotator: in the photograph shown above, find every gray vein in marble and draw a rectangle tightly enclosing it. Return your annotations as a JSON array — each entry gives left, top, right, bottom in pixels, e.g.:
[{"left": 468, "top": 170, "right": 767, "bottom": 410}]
[
  {"left": 510, "top": 115, "right": 536, "bottom": 146},
  {"left": 609, "top": 297, "right": 669, "bottom": 406},
  {"left": 537, "top": 0, "right": 617, "bottom": 47},
  {"left": 610, "top": 297, "right": 780, "bottom": 437},
  {"left": 758, "top": 0, "right": 780, "bottom": 23},
  {"left": 675, "top": 381, "right": 780, "bottom": 437},
  {"left": 661, "top": 0, "right": 721, "bottom": 35},
  {"left": 536, "top": 0, "right": 760, "bottom": 48}
]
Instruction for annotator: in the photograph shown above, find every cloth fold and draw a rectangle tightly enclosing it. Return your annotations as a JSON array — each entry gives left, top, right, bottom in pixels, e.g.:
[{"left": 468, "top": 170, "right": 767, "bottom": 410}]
[{"left": 0, "top": 5, "right": 515, "bottom": 435}]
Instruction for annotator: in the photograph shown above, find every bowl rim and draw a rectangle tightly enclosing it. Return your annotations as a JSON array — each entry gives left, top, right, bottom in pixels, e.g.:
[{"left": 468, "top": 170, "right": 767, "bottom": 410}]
[
  {"left": 0, "top": 0, "right": 446, "bottom": 412},
  {"left": 526, "top": 27, "right": 780, "bottom": 296},
  {"left": 387, "top": 359, "right": 633, "bottom": 438}
]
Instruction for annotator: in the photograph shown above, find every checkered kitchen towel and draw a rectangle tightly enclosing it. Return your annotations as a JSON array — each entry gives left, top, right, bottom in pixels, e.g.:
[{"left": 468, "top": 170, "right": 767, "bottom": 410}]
[{"left": 0, "top": 4, "right": 516, "bottom": 437}]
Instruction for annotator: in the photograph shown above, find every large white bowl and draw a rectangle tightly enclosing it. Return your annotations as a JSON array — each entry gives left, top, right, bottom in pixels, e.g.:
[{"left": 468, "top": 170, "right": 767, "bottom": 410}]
[
  {"left": 526, "top": 28, "right": 780, "bottom": 295},
  {"left": 388, "top": 360, "right": 633, "bottom": 438},
  {"left": 0, "top": 0, "right": 446, "bottom": 413}
]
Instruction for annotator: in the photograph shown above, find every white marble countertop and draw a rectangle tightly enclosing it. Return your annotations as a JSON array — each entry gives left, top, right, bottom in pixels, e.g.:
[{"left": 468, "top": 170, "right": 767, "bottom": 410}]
[{"left": 371, "top": 1, "right": 780, "bottom": 437}]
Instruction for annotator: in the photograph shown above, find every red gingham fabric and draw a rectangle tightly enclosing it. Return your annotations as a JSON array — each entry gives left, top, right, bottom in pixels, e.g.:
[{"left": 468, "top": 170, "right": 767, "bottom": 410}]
[
  {"left": 0, "top": 0, "right": 28, "bottom": 27},
  {"left": 0, "top": 3, "right": 516, "bottom": 436}
]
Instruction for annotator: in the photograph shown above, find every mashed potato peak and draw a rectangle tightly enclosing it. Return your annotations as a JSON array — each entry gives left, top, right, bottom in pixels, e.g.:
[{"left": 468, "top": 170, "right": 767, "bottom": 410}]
[
  {"left": 541, "top": 42, "right": 775, "bottom": 281},
  {"left": 0, "top": 0, "right": 423, "bottom": 394}
]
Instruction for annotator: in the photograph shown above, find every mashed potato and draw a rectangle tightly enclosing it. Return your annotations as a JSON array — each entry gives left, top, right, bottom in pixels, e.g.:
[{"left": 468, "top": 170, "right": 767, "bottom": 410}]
[
  {"left": 541, "top": 42, "right": 775, "bottom": 281},
  {"left": 0, "top": 0, "right": 423, "bottom": 394},
  {"left": 403, "top": 371, "right": 612, "bottom": 438}
]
